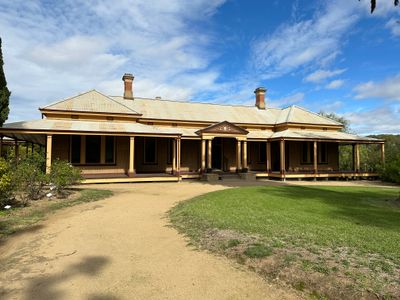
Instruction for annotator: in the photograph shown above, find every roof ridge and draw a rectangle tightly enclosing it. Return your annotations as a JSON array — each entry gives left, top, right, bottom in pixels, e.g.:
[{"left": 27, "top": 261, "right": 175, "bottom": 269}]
[
  {"left": 112, "top": 96, "right": 285, "bottom": 111},
  {"left": 286, "top": 105, "right": 295, "bottom": 123},
  {"left": 94, "top": 90, "right": 140, "bottom": 114},
  {"left": 274, "top": 106, "right": 291, "bottom": 125}
]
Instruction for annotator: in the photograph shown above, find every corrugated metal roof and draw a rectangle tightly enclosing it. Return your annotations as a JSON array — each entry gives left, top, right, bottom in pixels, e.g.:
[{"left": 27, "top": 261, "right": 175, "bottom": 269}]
[
  {"left": 275, "top": 106, "right": 341, "bottom": 125},
  {"left": 110, "top": 97, "right": 341, "bottom": 126},
  {"left": 1, "top": 119, "right": 381, "bottom": 142},
  {"left": 271, "top": 130, "right": 381, "bottom": 142},
  {"left": 39, "top": 89, "right": 342, "bottom": 126},
  {"left": 111, "top": 96, "right": 282, "bottom": 124},
  {"left": 42, "top": 90, "right": 140, "bottom": 115},
  {"left": 2, "top": 119, "right": 181, "bottom": 135}
]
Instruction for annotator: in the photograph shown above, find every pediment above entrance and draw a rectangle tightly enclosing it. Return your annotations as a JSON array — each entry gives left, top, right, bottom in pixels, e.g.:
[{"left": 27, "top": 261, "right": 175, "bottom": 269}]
[{"left": 196, "top": 121, "right": 249, "bottom": 136}]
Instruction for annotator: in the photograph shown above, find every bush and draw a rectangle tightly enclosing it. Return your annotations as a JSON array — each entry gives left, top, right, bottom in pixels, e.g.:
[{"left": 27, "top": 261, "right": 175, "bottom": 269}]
[
  {"left": 379, "top": 155, "right": 400, "bottom": 184},
  {"left": 13, "top": 154, "right": 48, "bottom": 204},
  {"left": 0, "top": 158, "right": 12, "bottom": 208},
  {"left": 49, "top": 159, "right": 82, "bottom": 196}
]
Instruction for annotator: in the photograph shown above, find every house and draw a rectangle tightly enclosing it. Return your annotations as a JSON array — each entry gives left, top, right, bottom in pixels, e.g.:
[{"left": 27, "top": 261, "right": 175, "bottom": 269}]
[{"left": 0, "top": 73, "right": 384, "bottom": 183}]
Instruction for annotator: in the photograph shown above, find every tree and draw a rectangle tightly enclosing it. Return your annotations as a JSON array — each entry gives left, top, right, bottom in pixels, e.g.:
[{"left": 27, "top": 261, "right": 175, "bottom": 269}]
[
  {"left": 319, "top": 111, "right": 351, "bottom": 133},
  {"left": 361, "top": 0, "right": 399, "bottom": 14},
  {"left": 0, "top": 38, "right": 10, "bottom": 126}
]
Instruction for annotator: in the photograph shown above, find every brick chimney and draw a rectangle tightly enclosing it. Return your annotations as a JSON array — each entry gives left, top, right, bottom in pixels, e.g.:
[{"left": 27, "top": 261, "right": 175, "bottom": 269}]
[
  {"left": 254, "top": 87, "right": 267, "bottom": 109},
  {"left": 122, "top": 73, "right": 134, "bottom": 99}
]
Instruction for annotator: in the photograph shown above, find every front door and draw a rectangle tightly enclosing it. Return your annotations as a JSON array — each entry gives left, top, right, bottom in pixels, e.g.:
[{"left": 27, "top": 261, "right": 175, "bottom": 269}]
[{"left": 212, "top": 138, "right": 222, "bottom": 170}]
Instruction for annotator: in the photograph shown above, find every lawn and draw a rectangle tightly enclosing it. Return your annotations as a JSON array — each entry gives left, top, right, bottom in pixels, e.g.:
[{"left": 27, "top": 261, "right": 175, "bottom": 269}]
[{"left": 170, "top": 185, "right": 400, "bottom": 299}]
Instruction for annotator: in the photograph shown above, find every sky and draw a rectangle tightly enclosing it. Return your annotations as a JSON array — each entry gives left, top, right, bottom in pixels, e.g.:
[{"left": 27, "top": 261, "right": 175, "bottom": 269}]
[{"left": 0, "top": 0, "right": 399, "bottom": 135}]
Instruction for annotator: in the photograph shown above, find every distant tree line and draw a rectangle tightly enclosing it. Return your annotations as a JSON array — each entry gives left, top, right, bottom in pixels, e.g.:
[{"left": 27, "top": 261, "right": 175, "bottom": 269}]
[{"left": 320, "top": 112, "right": 400, "bottom": 183}]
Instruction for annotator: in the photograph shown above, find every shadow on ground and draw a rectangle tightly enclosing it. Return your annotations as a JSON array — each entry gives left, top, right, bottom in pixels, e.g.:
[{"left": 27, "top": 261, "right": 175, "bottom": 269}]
[
  {"left": 185, "top": 179, "right": 400, "bottom": 230},
  {"left": 24, "top": 255, "right": 117, "bottom": 300},
  {"left": 258, "top": 185, "right": 400, "bottom": 230}
]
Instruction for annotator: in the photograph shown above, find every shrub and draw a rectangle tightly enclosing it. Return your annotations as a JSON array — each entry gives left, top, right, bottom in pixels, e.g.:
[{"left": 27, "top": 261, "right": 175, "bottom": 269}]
[
  {"left": 13, "top": 154, "right": 48, "bottom": 204},
  {"left": 379, "top": 156, "right": 400, "bottom": 184},
  {"left": 0, "top": 158, "right": 12, "bottom": 208},
  {"left": 49, "top": 159, "right": 82, "bottom": 196}
]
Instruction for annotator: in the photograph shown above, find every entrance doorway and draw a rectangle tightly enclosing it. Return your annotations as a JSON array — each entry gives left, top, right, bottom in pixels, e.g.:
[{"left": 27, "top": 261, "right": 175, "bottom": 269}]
[
  {"left": 212, "top": 137, "right": 223, "bottom": 170},
  {"left": 210, "top": 137, "right": 236, "bottom": 172}
]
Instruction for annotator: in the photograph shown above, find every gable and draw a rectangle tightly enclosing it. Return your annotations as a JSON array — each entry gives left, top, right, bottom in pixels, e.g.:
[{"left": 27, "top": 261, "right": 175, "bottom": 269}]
[
  {"left": 41, "top": 90, "right": 140, "bottom": 115},
  {"left": 276, "top": 106, "right": 342, "bottom": 126},
  {"left": 196, "top": 121, "right": 249, "bottom": 135}
]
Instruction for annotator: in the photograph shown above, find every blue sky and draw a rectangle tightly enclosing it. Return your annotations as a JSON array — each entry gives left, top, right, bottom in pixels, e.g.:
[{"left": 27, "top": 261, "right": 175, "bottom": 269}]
[{"left": 0, "top": 0, "right": 399, "bottom": 134}]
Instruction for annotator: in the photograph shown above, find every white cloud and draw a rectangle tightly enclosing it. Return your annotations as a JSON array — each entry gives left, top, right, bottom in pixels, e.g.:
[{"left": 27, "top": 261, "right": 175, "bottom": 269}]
[
  {"left": 0, "top": 0, "right": 227, "bottom": 122},
  {"left": 344, "top": 105, "right": 400, "bottom": 134},
  {"left": 325, "top": 79, "right": 344, "bottom": 90},
  {"left": 305, "top": 69, "right": 346, "bottom": 83},
  {"left": 322, "top": 100, "right": 343, "bottom": 112},
  {"left": 270, "top": 92, "right": 305, "bottom": 108},
  {"left": 386, "top": 18, "right": 400, "bottom": 37},
  {"left": 251, "top": 0, "right": 359, "bottom": 78},
  {"left": 353, "top": 75, "right": 400, "bottom": 101}
]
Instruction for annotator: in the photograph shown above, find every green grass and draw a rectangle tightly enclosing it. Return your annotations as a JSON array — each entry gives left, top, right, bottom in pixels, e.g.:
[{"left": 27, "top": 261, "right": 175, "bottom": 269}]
[
  {"left": 170, "top": 185, "right": 400, "bottom": 297},
  {"left": 244, "top": 243, "right": 273, "bottom": 258},
  {"left": 0, "top": 189, "right": 113, "bottom": 239},
  {"left": 170, "top": 185, "right": 400, "bottom": 262}
]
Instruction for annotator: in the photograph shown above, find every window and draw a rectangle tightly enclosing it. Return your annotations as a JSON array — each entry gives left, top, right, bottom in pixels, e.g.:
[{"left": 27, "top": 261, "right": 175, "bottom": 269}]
[
  {"left": 105, "top": 136, "right": 115, "bottom": 164},
  {"left": 85, "top": 136, "right": 101, "bottom": 164},
  {"left": 259, "top": 143, "right": 266, "bottom": 163},
  {"left": 144, "top": 138, "right": 157, "bottom": 164},
  {"left": 70, "top": 135, "right": 116, "bottom": 165},
  {"left": 71, "top": 135, "right": 81, "bottom": 164},
  {"left": 301, "top": 142, "right": 312, "bottom": 164},
  {"left": 318, "top": 142, "right": 328, "bottom": 164},
  {"left": 167, "top": 139, "right": 173, "bottom": 164}
]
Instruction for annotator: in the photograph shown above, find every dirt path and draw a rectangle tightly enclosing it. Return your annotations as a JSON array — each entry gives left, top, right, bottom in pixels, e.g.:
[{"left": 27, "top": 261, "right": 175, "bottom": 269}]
[{"left": 0, "top": 181, "right": 300, "bottom": 300}]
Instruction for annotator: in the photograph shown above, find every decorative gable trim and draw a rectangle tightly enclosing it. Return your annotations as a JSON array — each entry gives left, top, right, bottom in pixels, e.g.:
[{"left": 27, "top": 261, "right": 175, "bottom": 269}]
[{"left": 196, "top": 121, "right": 249, "bottom": 136}]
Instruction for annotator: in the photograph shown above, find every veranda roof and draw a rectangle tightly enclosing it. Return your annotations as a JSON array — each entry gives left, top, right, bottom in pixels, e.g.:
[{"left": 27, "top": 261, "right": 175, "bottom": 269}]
[
  {"left": 167, "top": 127, "right": 379, "bottom": 143},
  {"left": 0, "top": 119, "right": 182, "bottom": 144},
  {"left": 270, "top": 130, "right": 382, "bottom": 143},
  {"left": 1, "top": 120, "right": 381, "bottom": 144}
]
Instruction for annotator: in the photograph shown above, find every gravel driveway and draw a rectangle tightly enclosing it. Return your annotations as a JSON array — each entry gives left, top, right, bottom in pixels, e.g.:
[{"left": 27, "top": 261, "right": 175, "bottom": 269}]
[{"left": 0, "top": 181, "right": 299, "bottom": 300}]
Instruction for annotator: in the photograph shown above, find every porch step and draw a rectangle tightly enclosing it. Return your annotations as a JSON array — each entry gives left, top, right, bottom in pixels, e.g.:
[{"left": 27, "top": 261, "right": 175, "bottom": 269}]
[{"left": 219, "top": 173, "right": 240, "bottom": 181}]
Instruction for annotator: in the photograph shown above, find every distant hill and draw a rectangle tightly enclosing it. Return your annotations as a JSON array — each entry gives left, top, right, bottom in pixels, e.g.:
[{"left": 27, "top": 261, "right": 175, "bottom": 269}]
[{"left": 367, "top": 134, "right": 400, "bottom": 145}]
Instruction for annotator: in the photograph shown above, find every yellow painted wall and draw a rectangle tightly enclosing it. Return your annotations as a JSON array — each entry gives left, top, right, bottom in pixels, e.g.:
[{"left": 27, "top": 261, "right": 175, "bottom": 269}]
[
  {"left": 181, "top": 140, "right": 201, "bottom": 172},
  {"left": 247, "top": 142, "right": 268, "bottom": 171}
]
